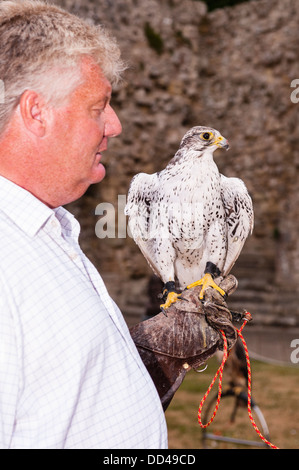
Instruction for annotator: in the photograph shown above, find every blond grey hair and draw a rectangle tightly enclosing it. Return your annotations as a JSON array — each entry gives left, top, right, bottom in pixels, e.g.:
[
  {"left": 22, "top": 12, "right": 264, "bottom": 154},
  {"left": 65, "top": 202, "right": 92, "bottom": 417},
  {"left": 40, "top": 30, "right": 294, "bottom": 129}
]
[{"left": 0, "top": 0, "right": 125, "bottom": 134}]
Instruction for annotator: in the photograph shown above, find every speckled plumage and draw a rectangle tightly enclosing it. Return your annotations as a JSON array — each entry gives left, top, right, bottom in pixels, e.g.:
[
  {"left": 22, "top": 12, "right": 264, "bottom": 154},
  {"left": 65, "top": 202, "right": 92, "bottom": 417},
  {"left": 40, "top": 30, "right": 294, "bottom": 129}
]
[{"left": 125, "top": 126, "right": 254, "bottom": 291}]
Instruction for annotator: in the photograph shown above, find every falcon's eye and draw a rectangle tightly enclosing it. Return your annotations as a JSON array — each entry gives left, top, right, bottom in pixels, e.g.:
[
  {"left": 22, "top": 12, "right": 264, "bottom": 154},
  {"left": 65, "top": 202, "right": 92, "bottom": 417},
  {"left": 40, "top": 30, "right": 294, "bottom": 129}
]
[{"left": 201, "top": 132, "right": 213, "bottom": 141}]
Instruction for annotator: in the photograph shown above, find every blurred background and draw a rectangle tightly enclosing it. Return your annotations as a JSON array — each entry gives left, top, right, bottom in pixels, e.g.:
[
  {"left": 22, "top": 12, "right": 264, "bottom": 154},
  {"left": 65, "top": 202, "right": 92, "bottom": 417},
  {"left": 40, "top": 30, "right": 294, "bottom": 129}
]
[{"left": 53, "top": 0, "right": 299, "bottom": 447}]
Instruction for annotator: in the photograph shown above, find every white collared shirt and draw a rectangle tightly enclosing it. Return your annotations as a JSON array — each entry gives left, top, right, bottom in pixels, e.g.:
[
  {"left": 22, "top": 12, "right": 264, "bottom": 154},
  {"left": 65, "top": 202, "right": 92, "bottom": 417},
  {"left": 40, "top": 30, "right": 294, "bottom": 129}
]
[{"left": 0, "top": 176, "right": 167, "bottom": 449}]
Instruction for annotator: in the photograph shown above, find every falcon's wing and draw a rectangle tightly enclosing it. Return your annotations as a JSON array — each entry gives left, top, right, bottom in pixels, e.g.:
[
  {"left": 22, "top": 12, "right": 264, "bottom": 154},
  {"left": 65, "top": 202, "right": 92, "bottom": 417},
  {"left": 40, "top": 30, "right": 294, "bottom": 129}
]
[
  {"left": 220, "top": 174, "right": 254, "bottom": 275},
  {"left": 125, "top": 172, "right": 176, "bottom": 283}
]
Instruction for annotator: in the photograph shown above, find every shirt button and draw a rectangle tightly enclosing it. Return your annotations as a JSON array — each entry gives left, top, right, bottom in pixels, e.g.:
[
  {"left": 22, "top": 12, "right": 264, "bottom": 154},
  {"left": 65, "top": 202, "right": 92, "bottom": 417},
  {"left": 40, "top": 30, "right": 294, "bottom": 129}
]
[
  {"left": 51, "top": 219, "right": 59, "bottom": 228},
  {"left": 69, "top": 252, "right": 78, "bottom": 261}
]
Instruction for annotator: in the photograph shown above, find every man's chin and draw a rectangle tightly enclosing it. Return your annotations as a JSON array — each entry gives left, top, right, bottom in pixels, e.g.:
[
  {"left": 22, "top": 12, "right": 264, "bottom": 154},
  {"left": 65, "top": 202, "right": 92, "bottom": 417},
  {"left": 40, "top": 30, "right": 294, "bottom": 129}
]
[{"left": 91, "top": 162, "right": 106, "bottom": 183}]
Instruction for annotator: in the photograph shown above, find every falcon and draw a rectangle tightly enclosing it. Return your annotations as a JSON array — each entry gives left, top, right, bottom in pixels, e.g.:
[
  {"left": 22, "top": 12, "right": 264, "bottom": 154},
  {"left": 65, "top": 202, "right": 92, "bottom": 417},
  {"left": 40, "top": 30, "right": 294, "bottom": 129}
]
[{"left": 125, "top": 126, "right": 254, "bottom": 311}]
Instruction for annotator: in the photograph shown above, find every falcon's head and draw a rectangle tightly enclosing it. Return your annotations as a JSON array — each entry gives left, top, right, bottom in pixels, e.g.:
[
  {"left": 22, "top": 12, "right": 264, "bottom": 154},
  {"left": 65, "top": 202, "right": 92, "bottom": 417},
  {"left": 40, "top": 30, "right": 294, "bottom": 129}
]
[{"left": 179, "top": 126, "right": 229, "bottom": 153}]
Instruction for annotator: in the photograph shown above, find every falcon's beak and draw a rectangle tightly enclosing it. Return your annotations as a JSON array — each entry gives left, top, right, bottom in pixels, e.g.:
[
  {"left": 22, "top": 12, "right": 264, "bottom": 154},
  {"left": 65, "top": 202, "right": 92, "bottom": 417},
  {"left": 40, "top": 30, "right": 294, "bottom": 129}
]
[{"left": 214, "top": 136, "right": 230, "bottom": 151}]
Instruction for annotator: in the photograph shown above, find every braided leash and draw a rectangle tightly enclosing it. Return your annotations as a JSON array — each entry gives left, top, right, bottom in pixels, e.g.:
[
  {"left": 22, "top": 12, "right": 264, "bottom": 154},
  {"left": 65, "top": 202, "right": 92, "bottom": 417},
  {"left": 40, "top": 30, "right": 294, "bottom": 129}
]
[
  {"left": 197, "top": 313, "right": 279, "bottom": 449},
  {"left": 197, "top": 331, "right": 228, "bottom": 429}
]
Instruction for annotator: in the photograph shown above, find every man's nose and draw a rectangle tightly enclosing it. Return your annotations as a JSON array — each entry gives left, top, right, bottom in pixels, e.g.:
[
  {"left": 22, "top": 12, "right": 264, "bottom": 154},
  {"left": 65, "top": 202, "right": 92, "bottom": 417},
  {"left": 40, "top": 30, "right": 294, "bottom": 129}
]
[{"left": 104, "top": 104, "right": 122, "bottom": 137}]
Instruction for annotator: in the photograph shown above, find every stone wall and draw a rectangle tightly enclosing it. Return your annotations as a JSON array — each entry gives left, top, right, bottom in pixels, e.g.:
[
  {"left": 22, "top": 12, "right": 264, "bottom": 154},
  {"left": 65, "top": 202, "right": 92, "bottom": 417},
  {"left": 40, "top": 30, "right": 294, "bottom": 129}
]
[{"left": 54, "top": 0, "right": 299, "bottom": 325}]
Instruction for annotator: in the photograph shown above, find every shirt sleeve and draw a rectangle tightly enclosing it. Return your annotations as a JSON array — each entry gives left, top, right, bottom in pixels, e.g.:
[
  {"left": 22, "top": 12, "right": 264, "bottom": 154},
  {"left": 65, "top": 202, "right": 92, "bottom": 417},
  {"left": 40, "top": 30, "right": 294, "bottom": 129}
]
[{"left": 0, "top": 276, "right": 21, "bottom": 448}]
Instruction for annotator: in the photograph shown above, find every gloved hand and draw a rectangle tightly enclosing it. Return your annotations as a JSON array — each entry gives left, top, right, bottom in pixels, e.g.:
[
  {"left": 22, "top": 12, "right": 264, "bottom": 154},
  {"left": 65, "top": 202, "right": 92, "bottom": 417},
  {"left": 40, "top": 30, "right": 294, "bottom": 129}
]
[{"left": 130, "top": 274, "right": 243, "bottom": 410}]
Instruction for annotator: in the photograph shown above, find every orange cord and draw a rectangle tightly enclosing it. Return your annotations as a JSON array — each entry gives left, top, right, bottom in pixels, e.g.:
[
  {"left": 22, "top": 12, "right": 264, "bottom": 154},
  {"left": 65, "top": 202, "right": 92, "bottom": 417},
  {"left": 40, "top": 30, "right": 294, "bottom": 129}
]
[
  {"left": 197, "top": 332, "right": 228, "bottom": 429},
  {"left": 197, "top": 313, "right": 279, "bottom": 449}
]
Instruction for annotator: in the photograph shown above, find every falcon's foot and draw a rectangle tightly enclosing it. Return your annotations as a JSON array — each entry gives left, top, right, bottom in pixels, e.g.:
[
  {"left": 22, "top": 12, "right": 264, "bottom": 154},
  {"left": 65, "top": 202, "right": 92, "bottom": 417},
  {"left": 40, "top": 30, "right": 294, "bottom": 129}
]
[
  {"left": 160, "top": 291, "right": 182, "bottom": 310},
  {"left": 160, "top": 280, "right": 184, "bottom": 313},
  {"left": 187, "top": 273, "right": 226, "bottom": 300}
]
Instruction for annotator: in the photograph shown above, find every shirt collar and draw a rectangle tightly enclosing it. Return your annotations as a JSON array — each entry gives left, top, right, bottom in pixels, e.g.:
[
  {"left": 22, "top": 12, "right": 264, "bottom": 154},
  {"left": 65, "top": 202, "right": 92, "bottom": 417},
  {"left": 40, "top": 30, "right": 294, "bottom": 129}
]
[
  {"left": 0, "top": 175, "right": 79, "bottom": 238},
  {"left": 54, "top": 206, "right": 81, "bottom": 241}
]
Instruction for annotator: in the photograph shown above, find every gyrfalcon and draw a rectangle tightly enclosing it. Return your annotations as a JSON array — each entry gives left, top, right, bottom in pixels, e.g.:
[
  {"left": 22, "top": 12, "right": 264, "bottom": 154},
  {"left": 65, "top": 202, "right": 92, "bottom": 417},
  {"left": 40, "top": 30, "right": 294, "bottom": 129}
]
[{"left": 125, "top": 126, "right": 254, "bottom": 310}]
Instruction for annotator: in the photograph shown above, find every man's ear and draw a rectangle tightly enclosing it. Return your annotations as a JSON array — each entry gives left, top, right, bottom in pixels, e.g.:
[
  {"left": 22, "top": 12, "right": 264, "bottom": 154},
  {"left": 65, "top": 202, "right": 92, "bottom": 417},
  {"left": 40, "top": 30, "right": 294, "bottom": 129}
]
[{"left": 19, "top": 90, "right": 48, "bottom": 137}]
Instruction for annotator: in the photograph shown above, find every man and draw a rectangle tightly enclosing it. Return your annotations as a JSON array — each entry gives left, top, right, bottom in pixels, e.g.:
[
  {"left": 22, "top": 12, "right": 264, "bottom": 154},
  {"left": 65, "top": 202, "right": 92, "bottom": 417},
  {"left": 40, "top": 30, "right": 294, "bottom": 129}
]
[{"left": 0, "top": 0, "right": 167, "bottom": 448}]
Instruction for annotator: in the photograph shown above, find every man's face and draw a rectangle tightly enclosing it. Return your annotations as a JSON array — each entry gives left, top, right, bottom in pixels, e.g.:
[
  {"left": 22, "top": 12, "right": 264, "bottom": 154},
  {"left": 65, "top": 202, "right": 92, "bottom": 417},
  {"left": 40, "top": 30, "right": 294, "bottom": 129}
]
[{"left": 43, "top": 57, "right": 122, "bottom": 207}]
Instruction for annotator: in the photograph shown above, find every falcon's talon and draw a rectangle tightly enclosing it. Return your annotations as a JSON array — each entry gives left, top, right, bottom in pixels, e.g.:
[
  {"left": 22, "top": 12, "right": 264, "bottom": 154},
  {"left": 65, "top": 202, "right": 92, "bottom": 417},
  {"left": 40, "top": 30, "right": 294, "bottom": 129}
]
[
  {"left": 160, "top": 307, "right": 168, "bottom": 317},
  {"left": 160, "top": 291, "right": 181, "bottom": 310},
  {"left": 186, "top": 273, "right": 226, "bottom": 300}
]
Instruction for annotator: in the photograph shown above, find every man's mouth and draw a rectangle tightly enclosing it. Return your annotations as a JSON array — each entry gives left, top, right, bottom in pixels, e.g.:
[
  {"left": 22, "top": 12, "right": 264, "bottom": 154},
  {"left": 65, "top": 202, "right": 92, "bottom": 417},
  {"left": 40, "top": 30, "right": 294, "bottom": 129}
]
[
  {"left": 95, "top": 153, "right": 103, "bottom": 167},
  {"left": 96, "top": 145, "right": 106, "bottom": 156},
  {"left": 96, "top": 140, "right": 108, "bottom": 156}
]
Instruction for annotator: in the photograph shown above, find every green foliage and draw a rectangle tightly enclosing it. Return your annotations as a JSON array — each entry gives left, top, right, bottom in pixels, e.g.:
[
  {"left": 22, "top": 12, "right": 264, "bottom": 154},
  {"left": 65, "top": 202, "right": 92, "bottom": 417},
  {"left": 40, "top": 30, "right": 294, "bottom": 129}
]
[
  {"left": 144, "top": 22, "right": 164, "bottom": 55},
  {"left": 199, "top": 0, "right": 256, "bottom": 12}
]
